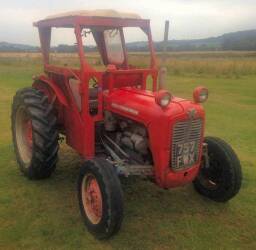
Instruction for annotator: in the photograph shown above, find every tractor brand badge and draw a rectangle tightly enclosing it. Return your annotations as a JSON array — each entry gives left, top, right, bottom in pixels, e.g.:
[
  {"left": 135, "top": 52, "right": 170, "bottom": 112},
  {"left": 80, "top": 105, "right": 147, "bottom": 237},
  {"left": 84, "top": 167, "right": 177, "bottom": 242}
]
[
  {"left": 187, "top": 108, "right": 197, "bottom": 119},
  {"left": 111, "top": 103, "right": 139, "bottom": 115}
]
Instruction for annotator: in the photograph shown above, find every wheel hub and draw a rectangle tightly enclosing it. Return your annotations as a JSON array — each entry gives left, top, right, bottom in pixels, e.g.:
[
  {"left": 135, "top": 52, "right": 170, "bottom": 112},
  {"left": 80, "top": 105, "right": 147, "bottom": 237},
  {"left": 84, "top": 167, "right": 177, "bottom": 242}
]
[{"left": 82, "top": 174, "right": 102, "bottom": 224}]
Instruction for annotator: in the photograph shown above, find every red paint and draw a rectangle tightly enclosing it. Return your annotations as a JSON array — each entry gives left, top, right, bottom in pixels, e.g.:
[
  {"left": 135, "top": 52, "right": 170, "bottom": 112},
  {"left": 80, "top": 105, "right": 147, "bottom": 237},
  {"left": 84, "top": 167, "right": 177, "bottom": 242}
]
[
  {"left": 33, "top": 13, "right": 206, "bottom": 189},
  {"left": 193, "top": 86, "right": 208, "bottom": 103}
]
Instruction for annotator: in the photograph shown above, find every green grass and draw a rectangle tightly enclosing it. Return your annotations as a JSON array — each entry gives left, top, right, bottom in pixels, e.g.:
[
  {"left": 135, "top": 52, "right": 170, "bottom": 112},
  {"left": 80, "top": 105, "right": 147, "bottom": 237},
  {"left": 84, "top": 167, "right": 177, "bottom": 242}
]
[{"left": 0, "top": 53, "right": 256, "bottom": 250}]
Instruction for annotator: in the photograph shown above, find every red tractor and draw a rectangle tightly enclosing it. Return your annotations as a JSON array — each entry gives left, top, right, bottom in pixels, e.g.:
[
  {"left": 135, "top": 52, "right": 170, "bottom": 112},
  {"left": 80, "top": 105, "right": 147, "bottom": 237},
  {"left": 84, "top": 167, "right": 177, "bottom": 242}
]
[{"left": 11, "top": 10, "right": 242, "bottom": 239}]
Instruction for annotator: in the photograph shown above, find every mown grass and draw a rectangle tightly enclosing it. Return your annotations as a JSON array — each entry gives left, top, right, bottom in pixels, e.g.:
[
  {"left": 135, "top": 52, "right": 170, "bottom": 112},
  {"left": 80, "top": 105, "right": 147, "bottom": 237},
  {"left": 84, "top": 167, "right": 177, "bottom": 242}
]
[{"left": 0, "top": 52, "right": 256, "bottom": 250}]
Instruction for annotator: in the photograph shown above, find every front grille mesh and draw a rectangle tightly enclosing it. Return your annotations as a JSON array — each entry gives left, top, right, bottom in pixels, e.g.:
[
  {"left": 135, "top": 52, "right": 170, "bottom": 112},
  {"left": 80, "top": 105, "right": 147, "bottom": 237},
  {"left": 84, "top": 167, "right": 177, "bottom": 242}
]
[{"left": 171, "top": 119, "right": 203, "bottom": 171}]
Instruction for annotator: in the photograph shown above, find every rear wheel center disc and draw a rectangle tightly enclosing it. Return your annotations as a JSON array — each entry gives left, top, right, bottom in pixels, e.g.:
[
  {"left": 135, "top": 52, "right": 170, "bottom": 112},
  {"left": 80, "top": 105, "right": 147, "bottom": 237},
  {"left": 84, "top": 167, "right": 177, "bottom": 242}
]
[
  {"left": 25, "top": 120, "right": 33, "bottom": 148},
  {"left": 15, "top": 107, "right": 33, "bottom": 165}
]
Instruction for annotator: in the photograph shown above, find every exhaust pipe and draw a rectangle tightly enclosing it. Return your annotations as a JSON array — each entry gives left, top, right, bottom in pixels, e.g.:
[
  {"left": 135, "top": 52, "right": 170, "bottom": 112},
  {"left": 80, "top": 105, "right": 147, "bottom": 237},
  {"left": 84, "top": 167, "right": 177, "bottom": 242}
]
[
  {"left": 158, "top": 67, "right": 167, "bottom": 90},
  {"left": 158, "top": 20, "right": 169, "bottom": 90}
]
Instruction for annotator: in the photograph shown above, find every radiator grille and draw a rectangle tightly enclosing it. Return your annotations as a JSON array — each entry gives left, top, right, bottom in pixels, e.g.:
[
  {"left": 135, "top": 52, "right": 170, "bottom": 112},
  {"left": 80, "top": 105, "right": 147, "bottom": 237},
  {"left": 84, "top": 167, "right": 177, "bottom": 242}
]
[{"left": 171, "top": 119, "right": 203, "bottom": 171}]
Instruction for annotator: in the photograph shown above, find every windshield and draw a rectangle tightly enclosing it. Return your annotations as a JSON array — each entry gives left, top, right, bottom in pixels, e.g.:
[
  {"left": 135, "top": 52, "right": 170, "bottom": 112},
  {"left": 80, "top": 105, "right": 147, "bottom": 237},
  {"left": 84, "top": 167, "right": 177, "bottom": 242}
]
[{"left": 103, "top": 29, "right": 124, "bottom": 65}]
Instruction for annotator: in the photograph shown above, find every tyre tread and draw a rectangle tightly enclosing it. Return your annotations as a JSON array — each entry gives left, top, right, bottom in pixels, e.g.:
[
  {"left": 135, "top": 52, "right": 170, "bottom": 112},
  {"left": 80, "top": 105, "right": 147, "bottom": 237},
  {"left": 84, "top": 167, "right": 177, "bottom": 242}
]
[
  {"left": 11, "top": 87, "right": 59, "bottom": 179},
  {"left": 194, "top": 136, "right": 242, "bottom": 202}
]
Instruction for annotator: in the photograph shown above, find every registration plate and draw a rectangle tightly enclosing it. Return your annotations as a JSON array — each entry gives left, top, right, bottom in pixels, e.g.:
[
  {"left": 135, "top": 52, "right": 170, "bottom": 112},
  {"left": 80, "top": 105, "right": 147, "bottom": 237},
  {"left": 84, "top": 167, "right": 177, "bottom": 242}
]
[{"left": 176, "top": 141, "right": 198, "bottom": 168}]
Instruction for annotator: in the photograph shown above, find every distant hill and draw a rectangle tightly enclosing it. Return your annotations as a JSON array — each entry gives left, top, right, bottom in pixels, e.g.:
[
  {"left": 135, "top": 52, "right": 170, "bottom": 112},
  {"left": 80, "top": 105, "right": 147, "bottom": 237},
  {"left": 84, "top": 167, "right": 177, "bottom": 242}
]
[
  {"left": 0, "top": 42, "right": 39, "bottom": 52},
  {"left": 1, "top": 29, "right": 256, "bottom": 52},
  {"left": 152, "top": 30, "right": 256, "bottom": 51}
]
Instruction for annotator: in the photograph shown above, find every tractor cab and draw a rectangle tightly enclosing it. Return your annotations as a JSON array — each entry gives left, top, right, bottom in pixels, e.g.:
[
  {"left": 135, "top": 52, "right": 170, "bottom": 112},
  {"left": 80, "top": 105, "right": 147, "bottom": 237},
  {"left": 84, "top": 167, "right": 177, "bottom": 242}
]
[{"left": 34, "top": 10, "right": 158, "bottom": 115}]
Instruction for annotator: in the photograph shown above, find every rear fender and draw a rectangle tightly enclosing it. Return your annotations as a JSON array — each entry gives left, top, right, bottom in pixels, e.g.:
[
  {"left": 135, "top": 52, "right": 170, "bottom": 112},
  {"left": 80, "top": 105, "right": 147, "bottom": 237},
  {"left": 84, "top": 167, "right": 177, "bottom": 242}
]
[{"left": 32, "top": 75, "right": 68, "bottom": 107}]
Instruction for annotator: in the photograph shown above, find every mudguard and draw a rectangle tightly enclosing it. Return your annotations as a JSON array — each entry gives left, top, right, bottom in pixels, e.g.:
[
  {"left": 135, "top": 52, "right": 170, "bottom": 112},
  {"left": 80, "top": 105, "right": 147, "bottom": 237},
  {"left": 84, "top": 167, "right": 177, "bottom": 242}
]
[{"left": 32, "top": 75, "right": 68, "bottom": 107}]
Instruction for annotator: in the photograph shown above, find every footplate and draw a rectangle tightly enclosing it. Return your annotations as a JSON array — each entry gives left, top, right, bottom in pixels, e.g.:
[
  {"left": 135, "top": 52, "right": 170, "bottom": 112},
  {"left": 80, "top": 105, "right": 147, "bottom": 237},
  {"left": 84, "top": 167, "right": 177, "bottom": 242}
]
[{"left": 114, "top": 162, "right": 153, "bottom": 177}]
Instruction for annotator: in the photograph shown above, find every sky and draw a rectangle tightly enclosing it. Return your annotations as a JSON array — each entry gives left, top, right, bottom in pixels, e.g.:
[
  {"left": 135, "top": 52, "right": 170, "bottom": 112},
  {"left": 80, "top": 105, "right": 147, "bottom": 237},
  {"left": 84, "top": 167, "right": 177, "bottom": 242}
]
[{"left": 0, "top": 0, "right": 256, "bottom": 45}]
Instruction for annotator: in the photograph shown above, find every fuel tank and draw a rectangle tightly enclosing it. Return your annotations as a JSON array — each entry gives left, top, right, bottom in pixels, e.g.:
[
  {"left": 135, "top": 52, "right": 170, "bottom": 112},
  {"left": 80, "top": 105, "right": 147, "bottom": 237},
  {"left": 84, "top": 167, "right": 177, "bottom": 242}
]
[{"left": 104, "top": 87, "right": 183, "bottom": 123}]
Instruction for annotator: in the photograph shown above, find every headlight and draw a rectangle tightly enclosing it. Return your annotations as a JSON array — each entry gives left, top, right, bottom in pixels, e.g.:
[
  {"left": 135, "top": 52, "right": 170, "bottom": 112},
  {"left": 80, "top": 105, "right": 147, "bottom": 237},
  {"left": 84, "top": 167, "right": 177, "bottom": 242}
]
[
  {"left": 193, "top": 86, "right": 208, "bottom": 103},
  {"left": 155, "top": 90, "right": 172, "bottom": 108}
]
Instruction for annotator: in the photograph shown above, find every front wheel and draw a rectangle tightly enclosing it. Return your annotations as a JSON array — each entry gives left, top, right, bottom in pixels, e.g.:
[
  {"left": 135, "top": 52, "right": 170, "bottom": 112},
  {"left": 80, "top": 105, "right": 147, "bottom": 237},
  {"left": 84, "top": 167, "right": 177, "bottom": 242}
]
[
  {"left": 193, "top": 137, "right": 242, "bottom": 202},
  {"left": 78, "top": 158, "right": 124, "bottom": 239}
]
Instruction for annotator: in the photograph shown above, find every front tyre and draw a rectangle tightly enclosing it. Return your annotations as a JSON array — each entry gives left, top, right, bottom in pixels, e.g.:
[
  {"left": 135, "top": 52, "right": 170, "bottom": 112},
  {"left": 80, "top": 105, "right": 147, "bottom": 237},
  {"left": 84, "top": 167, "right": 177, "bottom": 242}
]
[
  {"left": 193, "top": 137, "right": 242, "bottom": 202},
  {"left": 78, "top": 158, "right": 124, "bottom": 239}
]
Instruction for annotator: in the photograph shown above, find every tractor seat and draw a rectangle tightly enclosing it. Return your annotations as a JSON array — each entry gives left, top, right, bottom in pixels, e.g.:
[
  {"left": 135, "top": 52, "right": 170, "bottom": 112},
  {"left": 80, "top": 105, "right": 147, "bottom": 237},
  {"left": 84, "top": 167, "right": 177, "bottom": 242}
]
[{"left": 88, "top": 87, "right": 98, "bottom": 99}]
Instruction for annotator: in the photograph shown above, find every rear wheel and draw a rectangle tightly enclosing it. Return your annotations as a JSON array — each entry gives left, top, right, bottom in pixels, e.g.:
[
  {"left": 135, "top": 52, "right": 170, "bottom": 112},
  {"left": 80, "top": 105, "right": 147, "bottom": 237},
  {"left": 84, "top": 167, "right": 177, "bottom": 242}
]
[
  {"left": 193, "top": 137, "right": 242, "bottom": 202},
  {"left": 78, "top": 158, "right": 124, "bottom": 239},
  {"left": 11, "top": 87, "right": 59, "bottom": 179}
]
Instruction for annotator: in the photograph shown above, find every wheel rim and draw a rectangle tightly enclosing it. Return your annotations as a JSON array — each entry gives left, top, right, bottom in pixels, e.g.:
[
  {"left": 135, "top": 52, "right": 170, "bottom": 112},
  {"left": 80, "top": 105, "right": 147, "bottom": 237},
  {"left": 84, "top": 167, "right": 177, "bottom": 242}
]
[
  {"left": 81, "top": 174, "right": 103, "bottom": 224},
  {"left": 15, "top": 106, "right": 33, "bottom": 165}
]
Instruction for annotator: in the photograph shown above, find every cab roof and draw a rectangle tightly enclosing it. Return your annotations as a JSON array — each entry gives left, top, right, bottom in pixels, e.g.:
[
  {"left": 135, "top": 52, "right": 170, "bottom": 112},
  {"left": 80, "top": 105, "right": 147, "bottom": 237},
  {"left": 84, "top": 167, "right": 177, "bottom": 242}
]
[
  {"left": 34, "top": 9, "right": 149, "bottom": 28},
  {"left": 46, "top": 9, "right": 141, "bottom": 20}
]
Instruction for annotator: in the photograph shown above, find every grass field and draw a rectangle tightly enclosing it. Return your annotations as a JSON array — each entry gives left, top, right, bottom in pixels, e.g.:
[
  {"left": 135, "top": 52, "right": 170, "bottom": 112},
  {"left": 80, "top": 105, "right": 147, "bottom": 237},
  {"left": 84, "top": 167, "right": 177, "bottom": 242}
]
[{"left": 0, "top": 52, "right": 256, "bottom": 250}]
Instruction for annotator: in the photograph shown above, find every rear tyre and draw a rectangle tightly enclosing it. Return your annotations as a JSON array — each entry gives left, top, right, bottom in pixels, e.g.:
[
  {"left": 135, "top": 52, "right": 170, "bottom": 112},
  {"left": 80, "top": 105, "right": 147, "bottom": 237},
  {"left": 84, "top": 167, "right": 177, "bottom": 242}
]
[
  {"left": 78, "top": 158, "right": 124, "bottom": 239},
  {"left": 11, "top": 87, "right": 59, "bottom": 179},
  {"left": 193, "top": 137, "right": 242, "bottom": 202}
]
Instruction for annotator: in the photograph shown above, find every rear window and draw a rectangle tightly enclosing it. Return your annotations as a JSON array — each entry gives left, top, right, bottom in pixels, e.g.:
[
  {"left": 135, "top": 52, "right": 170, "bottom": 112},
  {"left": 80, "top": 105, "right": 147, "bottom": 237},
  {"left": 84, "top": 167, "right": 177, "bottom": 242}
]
[{"left": 104, "top": 29, "right": 124, "bottom": 65}]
